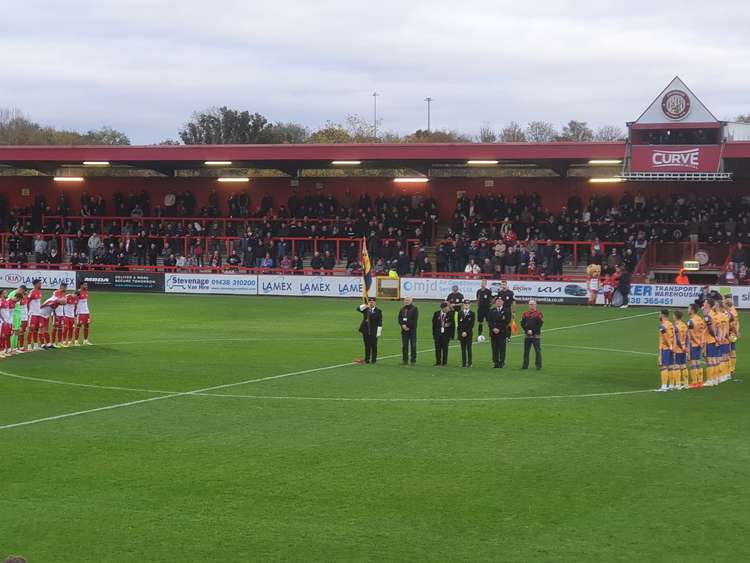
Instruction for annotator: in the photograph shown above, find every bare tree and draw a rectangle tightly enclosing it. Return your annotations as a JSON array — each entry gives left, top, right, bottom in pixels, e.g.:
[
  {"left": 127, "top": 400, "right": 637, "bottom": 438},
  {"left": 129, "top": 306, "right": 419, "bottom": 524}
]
[
  {"left": 525, "top": 121, "right": 558, "bottom": 143},
  {"left": 594, "top": 125, "right": 625, "bottom": 141},
  {"left": 499, "top": 121, "right": 527, "bottom": 142},
  {"left": 478, "top": 122, "right": 497, "bottom": 143},
  {"left": 559, "top": 120, "right": 594, "bottom": 142},
  {"left": 735, "top": 114, "right": 750, "bottom": 124}
]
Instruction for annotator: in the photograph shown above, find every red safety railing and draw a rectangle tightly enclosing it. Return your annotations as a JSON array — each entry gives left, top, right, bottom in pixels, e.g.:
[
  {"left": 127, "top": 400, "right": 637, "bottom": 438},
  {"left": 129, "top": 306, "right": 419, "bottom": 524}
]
[
  {"left": 14, "top": 214, "right": 435, "bottom": 240},
  {"left": 0, "top": 233, "right": 422, "bottom": 265},
  {"left": 438, "top": 239, "right": 626, "bottom": 267},
  {"left": 422, "top": 271, "right": 588, "bottom": 282}
]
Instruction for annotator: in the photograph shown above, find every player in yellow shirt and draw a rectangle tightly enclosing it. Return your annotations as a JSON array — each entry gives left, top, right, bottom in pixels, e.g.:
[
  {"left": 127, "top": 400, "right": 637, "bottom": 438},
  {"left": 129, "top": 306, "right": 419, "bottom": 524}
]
[
  {"left": 715, "top": 301, "right": 731, "bottom": 383},
  {"left": 657, "top": 309, "right": 676, "bottom": 392},
  {"left": 724, "top": 296, "right": 739, "bottom": 376},
  {"left": 686, "top": 304, "right": 705, "bottom": 387},
  {"left": 702, "top": 299, "right": 719, "bottom": 387},
  {"left": 673, "top": 310, "right": 689, "bottom": 389}
]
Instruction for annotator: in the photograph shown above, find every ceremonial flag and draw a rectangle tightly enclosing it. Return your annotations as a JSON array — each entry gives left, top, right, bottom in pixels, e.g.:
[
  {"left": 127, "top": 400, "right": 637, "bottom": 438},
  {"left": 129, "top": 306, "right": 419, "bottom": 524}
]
[{"left": 361, "top": 238, "right": 372, "bottom": 303}]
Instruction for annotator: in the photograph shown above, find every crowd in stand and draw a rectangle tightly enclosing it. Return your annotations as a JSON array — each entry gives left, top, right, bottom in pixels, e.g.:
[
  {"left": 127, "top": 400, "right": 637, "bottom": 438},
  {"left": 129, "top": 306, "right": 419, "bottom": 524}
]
[
  {"left": 0, "top": 190, "right": 438, "bottom": 273},
  {"left": 0, "top": 189, "right": 746, "bottom": 278}
]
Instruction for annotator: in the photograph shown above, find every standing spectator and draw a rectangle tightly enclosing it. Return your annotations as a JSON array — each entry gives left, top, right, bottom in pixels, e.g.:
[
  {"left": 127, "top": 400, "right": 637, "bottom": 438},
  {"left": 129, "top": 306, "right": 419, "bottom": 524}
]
[
  {"left": 33, "top": 234, "right": 49, "bottom": 263},
  {"left": 520, "top": 300, "right": 543, "bottom": 370},
  {"left": 732, "top": 243, "right": 746, "bottom": 274},
  {"left": 615, "top": 265, "right": 631, "bottom": 309},
  {"left": 87, "top": 232, "right": 102, "bottom": 261}
]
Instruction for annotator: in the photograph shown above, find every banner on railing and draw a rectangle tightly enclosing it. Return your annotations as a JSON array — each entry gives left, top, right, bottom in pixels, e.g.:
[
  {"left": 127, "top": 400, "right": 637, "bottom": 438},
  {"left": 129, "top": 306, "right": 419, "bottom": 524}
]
[
  {"left": 623, "top": 284, "right": 750, "bottom": 308},
  {"left": 0, "top": 269, "right": 76, "bottom": 290},
  {"left": 77, "top": 271, "right": 165, "bottom": 292},
  {"left": 165, "top": 273, "right": 258, "bottom": 295},
  {"left": 399, "top": 278, "right": 589, "bottom": 304}
]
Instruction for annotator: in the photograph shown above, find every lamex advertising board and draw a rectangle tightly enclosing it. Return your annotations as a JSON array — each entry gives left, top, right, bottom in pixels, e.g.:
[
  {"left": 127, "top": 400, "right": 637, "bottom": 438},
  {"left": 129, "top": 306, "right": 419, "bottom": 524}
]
[
  {"left": 257, "top": 275, "right": 376, "bottom": 298},
  {"left": 0, "top": 268, "right": 76, "bottom": 290},
  {"left": 399, "top": 278, "right": 588, "bottom": 304},
  {"left": 165, "top": 273, "right": 258, "bottom": 295}
]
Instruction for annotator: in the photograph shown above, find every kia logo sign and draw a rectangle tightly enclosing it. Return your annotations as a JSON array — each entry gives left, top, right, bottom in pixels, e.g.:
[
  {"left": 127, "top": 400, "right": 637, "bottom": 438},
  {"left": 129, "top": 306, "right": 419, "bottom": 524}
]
[
  {"left": 652, "top": 148, "right": 700, "bottom": 169},
  {"left": 4, "top": 273, "right": 22, "bottom": 283},
  {"left": 661, "top": 89, "right": 691, "bottom": 120}
]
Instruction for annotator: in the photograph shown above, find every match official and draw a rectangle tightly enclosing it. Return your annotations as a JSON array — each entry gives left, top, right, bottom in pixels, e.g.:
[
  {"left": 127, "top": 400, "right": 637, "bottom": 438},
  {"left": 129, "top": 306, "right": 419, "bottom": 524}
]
[
  {"left": 446, "top": 285, "right": 464, "bottom": 312},
  {"left": 497, "top": 280, "right": 515, "bottom": 340},
  {"left": 457, "top": 299, "right": 475, "bottom": 367},
  {"left": 488, "top": 297, "right": 510, "bottom": 368},
  {"left": 476, "top": 279, "right": 493, "bottom": 341},
  {"left": 432, "top": 301, "right": 455, "bottom": 366},
  {"left": 520, "top": 300, "right": 543, "bottom": 370},
  {"left": 357, "top": 297, "right": 382, "bottom": 364},
  {"left": 398, "top": 296, "right": 419, "bottom": 364}
]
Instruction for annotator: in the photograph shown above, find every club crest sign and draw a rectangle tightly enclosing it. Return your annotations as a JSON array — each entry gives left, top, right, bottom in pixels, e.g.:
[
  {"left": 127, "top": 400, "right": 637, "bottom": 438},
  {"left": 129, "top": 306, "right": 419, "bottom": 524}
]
[{"left": 661, "top": 90, "right": 691, "bottom": 120}]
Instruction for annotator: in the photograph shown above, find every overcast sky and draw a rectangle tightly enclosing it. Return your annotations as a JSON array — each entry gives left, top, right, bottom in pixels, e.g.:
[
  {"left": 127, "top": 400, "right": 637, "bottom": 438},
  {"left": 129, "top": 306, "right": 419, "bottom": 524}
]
[{"left": 2, "top": 0, "right": 749, "bottom": 144}]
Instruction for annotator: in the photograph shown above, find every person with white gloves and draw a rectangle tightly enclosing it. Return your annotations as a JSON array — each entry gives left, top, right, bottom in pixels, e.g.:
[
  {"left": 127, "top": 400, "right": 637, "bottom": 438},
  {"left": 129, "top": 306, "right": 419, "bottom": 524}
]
[{"left": 357, "top": 297, "right": 383, "bottom": 364}]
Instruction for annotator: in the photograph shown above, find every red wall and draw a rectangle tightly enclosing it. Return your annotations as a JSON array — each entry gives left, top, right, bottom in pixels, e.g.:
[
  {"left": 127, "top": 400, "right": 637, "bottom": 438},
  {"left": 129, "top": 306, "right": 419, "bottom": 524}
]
[{"left": 2, "top": 175, "right": 749, "bottom": 220}]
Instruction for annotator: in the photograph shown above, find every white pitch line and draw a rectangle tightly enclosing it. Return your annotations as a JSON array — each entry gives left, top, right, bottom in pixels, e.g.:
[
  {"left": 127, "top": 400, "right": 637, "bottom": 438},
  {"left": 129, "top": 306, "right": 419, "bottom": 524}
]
[{"left": 0, "top": 310, "right": 658, "bottom": 430}]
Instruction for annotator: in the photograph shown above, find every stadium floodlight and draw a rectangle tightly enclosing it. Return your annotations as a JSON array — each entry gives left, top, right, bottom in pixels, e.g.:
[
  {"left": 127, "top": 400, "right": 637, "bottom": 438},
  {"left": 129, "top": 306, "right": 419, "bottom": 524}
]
[
  {"left": 589, "top": 177, "right": 624, "bottom": 183},
  {"left": 331, "top": 160, "right": 362, "bottom": 165},
  {"left": 205, "top": 161, "right": 232, "bottom": 166},
  {"left": 588, "top": 159, "right": 623, "bottom": 165},
  {"left": 217, "top": 177, "right": 249, "bottom": 183},
  {"left": 393, "top": 177, "right": 429, "bottom": 183},
  {"left": 82, "top": 161, "right": 110, "bottom": 166},
  {"left": 467, "top": 160, "right": 499, "bottom": 165},
  {"left": 53, "top": 176, "right": 85, "bottom": 182}
]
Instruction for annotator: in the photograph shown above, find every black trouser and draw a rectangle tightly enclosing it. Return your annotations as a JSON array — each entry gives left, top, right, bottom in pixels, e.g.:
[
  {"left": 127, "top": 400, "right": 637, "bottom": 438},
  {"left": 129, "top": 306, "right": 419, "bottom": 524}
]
[
  {"left": 491, "top": 334, "right": 507, "bottom": 366},
  {"left": 434, "top": 336, "right": 450, "bottom": 365},
  {"left": 522, "top": 336, "right": 542, "bottom": 369},
  {"left": 401, "top": 330, "right": 417, "bottom": 363},
  {"left": 477, "top": 307, "right": 489, "bottom": 336},
  {"left": 460, "top": 337, "right": 472, "bottom": 366},
  {"left": 363, "top": 334, "right": 378, "bottom": 363}
]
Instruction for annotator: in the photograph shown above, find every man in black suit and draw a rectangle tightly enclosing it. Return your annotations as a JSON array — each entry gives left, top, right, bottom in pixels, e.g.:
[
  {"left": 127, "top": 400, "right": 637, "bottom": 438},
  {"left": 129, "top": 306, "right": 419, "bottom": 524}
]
[
  {"left": 432, "top": 301, "right": 455, "bottom": 366},
  {"left": 357, "top": 297, "right": 382, "bottom": 364},
  {"left": 457, "top": 299, "right": 476, "bottom": 367},
  {"left": 398, "top": 296, "right": 419, "bottom": 364},
  {"left": 488, "top": 297, "right": 510, "bottom": 368}
]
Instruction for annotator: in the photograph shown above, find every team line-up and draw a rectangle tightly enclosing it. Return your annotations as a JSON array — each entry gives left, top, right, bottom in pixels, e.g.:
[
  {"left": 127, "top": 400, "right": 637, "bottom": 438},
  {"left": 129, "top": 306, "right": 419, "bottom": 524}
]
[
  {"left": 0, "top": 280, "right": 92, "bottom": 357},
  {"left": 658, "top": 295, "right": 739, "bottom": 391}
]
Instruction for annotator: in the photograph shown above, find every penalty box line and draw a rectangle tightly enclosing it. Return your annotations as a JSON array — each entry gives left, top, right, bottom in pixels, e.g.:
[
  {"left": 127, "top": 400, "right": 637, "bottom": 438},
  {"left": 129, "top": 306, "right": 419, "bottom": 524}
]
[{"left": 0, "top": 311, "right": 657, "bottom": 431}]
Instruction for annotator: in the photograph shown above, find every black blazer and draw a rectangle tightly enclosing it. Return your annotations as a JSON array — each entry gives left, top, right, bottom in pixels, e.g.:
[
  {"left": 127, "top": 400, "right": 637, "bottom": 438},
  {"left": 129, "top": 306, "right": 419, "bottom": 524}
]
[
  {"left": 457, "top": 309, "right": 476, "bottom": 339},
  {"left": 432, "top": 310, "right": 455, "bottom": 340},
  {"left": 397, "top": 305, "right": 419, "bottom": 331},
  {"left": 488, "top": 307, "right": 510, "bottom": 336},
  {"left": 357, "top": 306, "right": 383, "bottom": 336}
]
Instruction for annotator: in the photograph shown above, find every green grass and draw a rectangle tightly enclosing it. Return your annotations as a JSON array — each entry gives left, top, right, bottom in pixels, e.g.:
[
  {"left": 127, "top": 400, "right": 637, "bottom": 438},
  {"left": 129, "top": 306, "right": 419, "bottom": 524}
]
[{"left": 1, "top": 294, "right": 749, "bottom": 562}]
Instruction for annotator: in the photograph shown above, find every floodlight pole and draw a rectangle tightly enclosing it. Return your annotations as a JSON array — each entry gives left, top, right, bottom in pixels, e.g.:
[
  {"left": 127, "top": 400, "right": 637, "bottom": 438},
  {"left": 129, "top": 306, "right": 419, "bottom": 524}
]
[
  {"left": 424, "top": 97, "right": 433, "bottom": 132},
  {"left": 372, "top": 92, "right": 379, "bottom": 139}
]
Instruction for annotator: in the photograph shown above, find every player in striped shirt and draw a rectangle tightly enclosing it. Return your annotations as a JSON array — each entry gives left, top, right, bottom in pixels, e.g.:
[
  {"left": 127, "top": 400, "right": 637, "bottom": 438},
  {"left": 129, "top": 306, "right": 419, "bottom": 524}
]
[
  {"left": 0, "top": 290, "right": 13, "bottom": 357},
  {"left": 74, "top": 282, "right": 92, "bottom": 346},
  {"left": 686, "top": 304, "right": 705, "bottom": 387},
  {"left": 702, "top": 299, "right": 720, "bottom": 387},
  {"left": 27, "top": 278, "right": 45, "bottom": 351},
  {"left": 673, "top": 310, "right": 689, "bottom": 390},
  {"left": 39, "top": 294, "right": 65, "bottom": 350},
  {"left": 657, "top": 309, "right": 676, "bottom": 392},
  {"left": 51, "top": 282, "right": 68, "bottom": 347},
  {"left": 724, "top": 295, "right": 740, "bottom": 376},
  {"left": 63, "top": 292, "right": 78, "bottom": 347}
]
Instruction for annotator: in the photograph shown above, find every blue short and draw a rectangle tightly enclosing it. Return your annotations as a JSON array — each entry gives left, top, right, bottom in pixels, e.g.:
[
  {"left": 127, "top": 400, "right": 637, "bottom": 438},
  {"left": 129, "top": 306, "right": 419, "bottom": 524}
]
[
  {"left": 706, "top": 343, "right": 717, "bottom": 358},
  {"left": 719, "top": 344, "right": 729, "bottom": 356},
  {"left": 690, "top": 346, "right": 702, "bottom": 361},
  {"left": 675, "top": 352, "right": 686, "bottom": 365},
  {"left": 731, "top": 342, "right": 736, "bottom": 352},
  {"left": 660, "top": 349, "right": 673, "bottom": 366}
]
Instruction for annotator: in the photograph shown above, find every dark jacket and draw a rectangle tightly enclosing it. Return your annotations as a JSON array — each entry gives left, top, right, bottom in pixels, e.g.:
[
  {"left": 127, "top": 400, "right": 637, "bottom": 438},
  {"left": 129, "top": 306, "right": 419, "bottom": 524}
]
[
  {"left": 397, "top": 304, "right": 419, "bottom": 331},
  {"left": 457, "top": 309, "right": 476, "bottom": 339},
  {"left": 521, "top": 310, "right": 544, "bottom": 336},
  {"left": 358, "top": 306, "right": 383, "bottom": 336},
  {"left": 432, "top": 310, "right": 455, "bottom": 340},
  {"left": 488, "top": 307, "right": 510, "bottom": 336}
]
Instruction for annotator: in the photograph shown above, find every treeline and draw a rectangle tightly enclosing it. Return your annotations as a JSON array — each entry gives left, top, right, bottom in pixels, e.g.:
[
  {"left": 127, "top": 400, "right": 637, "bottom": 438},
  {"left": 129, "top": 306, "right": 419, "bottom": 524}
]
[{"left": 3, "top": 105, "right": 749, "bottom": 146}]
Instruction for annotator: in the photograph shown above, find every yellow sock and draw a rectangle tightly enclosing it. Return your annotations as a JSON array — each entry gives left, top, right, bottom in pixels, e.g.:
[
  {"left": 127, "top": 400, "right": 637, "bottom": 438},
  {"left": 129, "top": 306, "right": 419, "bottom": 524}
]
[
  {"left": 671, "top": 368, "right": 681, "bottom": 386},
  {"left": 682, "top": 368, "right": 690, "bottom": 386},
  {"left": 697, "top": 365, "right": 704, "bottom": 383},
  {"left": 660, "top": 369, "right": 669, "bottom": 386}
]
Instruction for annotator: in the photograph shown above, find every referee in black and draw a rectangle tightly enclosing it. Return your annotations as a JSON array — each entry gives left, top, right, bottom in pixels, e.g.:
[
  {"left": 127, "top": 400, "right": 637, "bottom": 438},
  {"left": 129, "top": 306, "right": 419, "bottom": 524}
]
[
  {"left": 475, "top": 279, "right": 493, "bottom": 340},
  {"left": 397, "top": 296, "right": 419, "bottom": 364},
  {"left": 497, "top": 280, "right": 515, "bottom": 341}
]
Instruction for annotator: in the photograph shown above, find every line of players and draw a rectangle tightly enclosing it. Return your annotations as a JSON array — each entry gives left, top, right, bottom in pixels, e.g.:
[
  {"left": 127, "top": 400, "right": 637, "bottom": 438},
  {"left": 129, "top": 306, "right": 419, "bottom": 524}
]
[
  {"left": 0, "top": 280, "right": 92, "bottom": 357},
  {"left": 657, "top": 296, "right": 739, "bottom": 391}
]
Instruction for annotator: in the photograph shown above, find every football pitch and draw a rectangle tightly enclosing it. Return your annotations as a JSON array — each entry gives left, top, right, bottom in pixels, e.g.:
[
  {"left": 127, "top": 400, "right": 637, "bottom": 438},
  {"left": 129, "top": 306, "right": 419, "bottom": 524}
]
[{"left": 1, "top": 294, "right": 748, "bottom": 562}]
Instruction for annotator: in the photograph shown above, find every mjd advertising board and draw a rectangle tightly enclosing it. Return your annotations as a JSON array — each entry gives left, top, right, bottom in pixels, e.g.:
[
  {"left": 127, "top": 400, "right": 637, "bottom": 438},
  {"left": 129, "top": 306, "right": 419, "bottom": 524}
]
[{"left": 399, "top": 278, "right": 588, "bottom": 304}]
